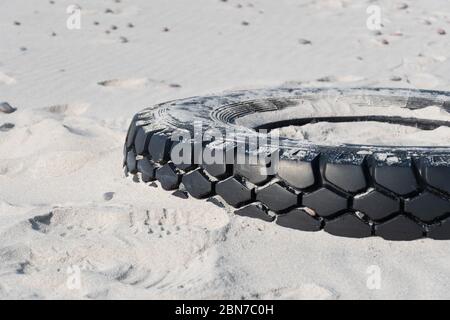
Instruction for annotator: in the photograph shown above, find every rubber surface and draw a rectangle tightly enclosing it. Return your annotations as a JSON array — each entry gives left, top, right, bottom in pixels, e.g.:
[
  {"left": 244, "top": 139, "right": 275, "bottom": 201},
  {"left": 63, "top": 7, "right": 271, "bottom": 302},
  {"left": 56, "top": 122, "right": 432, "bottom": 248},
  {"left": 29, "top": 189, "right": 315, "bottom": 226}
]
[{"left": 123, "top": 87, "right": 450, "bottom": 240}]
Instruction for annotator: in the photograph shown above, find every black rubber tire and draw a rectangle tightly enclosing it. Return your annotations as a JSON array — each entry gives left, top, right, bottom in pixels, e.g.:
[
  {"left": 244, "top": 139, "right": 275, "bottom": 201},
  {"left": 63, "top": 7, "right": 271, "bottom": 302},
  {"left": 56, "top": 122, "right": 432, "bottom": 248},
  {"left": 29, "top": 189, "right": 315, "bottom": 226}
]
[{"left": 123, "top": 87, "right": 450, "bottom": 240}]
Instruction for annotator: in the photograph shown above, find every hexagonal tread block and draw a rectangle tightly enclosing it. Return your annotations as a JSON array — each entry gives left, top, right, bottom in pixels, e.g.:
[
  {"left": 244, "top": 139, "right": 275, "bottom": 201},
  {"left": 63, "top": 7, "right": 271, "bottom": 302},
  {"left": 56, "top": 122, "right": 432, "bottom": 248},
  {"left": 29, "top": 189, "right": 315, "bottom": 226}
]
[
  {"left": 234, "top": 163, "right": 272, "bottom": 186},
  {"left": 302, "top": 188, "right": 348, "bottom": 217},
  {"left": 155, "top": 163, "right": 181, "bottom": 190},
  {"left": 216, "top": 177, "right": 254, "bottom": 208},
  {"left": 182, "top": 169, "right": 214, "bottom": 199},
  {"left": 375, "top": 215, "right": 424, "bottom": 241},
  {"left": 126, "top": 150, "right": 137, "bottom": 174},
  {"left": 148, "top": 132, "right": 173, "bottom": 162},
  {"left": 202, "top": 143, "right": 234, "bottom": 179},
  {"left": 324, "top": 163, "right": 366, "bottom": 193},
  {"left": 277, "top": 159, "right": 315, "bottom": 190},
  {"left": 170, "top": 140, "right": 201, "bottom": 171},
  {"left": 422, "top": 165, "right": 450, "bottom": 194},
  {"left": 353, "top": 189, "right": 399, "bottom": 221},
  {"left": 276, "top": 209, "right": 322, "bottom": 232},
  {"left": 235, "top": 204, "right": 274, "bottom": 222},
  {"left": 137, "top": 158, "right": 156, "bottom": 182},
  {"left": 256, "top": 183, "right": 298, "bottom": 212},
  {"left": 134, "top": 127, "right": 161, "bottom": 155},
  {"left": 324, "top": 213, "right": 372, "bottom": 238},
  {"left": 203, "top": 163, "right": 232, "bottom": 179},
  {"left": 428, "top": 218, "right": 450, "bottom": 240},
  {"left": 373, "top": 165, "right": 418, "bottom": 196},
  {"left": 405, "top": 192, "right": 450, "bottom": 222}
]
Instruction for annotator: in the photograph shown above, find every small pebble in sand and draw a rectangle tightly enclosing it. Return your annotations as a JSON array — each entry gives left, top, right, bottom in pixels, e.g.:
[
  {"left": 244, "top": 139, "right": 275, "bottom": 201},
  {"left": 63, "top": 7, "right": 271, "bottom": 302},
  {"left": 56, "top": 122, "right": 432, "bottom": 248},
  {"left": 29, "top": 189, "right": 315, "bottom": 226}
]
[
  {"left": 120, "top": 36, "right": 129, "bottom": 43},
  {"left": 373, "top": 30, "right": 382, "bottom": 36},
  {"left": 162, "top": 27, "right": 170, "bottom": 32},
  {"left": 298, "top": 38, "right": 312, "bottom": 45},
  {"left": 127, "top": 23, "right": 134, "bottom": 28},
  {"left": 13, "top": 21, "right": 21, "bottom": 26},
  {"left": 103, "top": 192, "right": 115, "bottom": 201},
  {"left": 111, "top": 25, "right": 118, "bottom": 30},
  {"left": 241, "top": 21, "right": 249, "bottom": 26},
  {"left": 0, "top": 102, "right": 17, "bottom": 114},
  {"left": 51, "top": 32, "right": 57, "bottom": 37},
  {"left": 20, "top": 47, "right": 27, "bottom": 51},
  {"left": 0, "top": 123, "right": 15, "bottom": 132},
  {"left": 169, "top": 83, "right": 181, "bottom": 88},
  {"left": 390, "top": 76, "right": 402, "bottom": 81},
  {"left": 105, "top": 8, "right": 114, "bottom": 14},
  {"left": 356, "top": 56, "right": 363, "bottom": 60},
  {"left": 49, "top": 0, "right": 55, "bottom": 4},
  {"left": 437, "top": 28, "right": 446, "bottom": 35},
  {"left": 397, "top": 3, "right": 408, "bottom": 10},
  {"left": 381, "top": 39, "right": 389, "bottom": 45},
  {"left": 105, "top": 30, "right": 111, "bottom": 34},
  {"left": 93, "top": 21, "right": 100, "bottom": 26},
  {"left": 423, "top": 19, "right": 432, "bottom": 25}
]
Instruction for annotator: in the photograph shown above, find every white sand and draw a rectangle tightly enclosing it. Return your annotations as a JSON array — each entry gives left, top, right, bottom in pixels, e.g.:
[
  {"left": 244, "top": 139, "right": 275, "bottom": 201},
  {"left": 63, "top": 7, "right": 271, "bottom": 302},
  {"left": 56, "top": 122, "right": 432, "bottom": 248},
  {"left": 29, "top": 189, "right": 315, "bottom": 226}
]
[
  {"left": 1, "top": 0, "right": 450, "bottom": 299},
  {"left": 274, "top": 122, "right": 450, "bottom": 146}
]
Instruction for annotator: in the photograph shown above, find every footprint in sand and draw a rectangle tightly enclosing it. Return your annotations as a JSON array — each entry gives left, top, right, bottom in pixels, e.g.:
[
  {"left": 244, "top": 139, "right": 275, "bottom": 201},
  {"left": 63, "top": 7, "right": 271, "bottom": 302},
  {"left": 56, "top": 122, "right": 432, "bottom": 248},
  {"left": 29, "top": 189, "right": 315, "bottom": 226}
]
[
  {"left": 29, "top": 151, "right": 94, "bottom": 177},
  {"left": 406, "top": 73, "right": 441, "bottom": 89},
  {"left": 0, "top": 72, "right": 16, "bottom": 85},
  {"left": 0, "top": 244, "right": 33, "bottom": 275},
  {"left": 257, "top": 284, "right": 338, "bottom": 300},
  {"left": 98, "top": 78, "right": 148, "bottom": 89},
  {"left": 42, "top": 103, "right": 89, "bottom": 116},
  {"left": 98, "top": 78, "right": 181, "bottom": 89}
]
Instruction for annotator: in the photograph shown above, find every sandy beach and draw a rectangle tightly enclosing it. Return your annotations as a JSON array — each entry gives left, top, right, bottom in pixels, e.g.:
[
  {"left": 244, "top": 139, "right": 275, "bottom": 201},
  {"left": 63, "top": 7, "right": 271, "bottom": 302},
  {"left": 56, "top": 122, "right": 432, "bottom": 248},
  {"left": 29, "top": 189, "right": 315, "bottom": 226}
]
[{"left": 1, "top": 0, "right": 450, "bottom": 299}]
